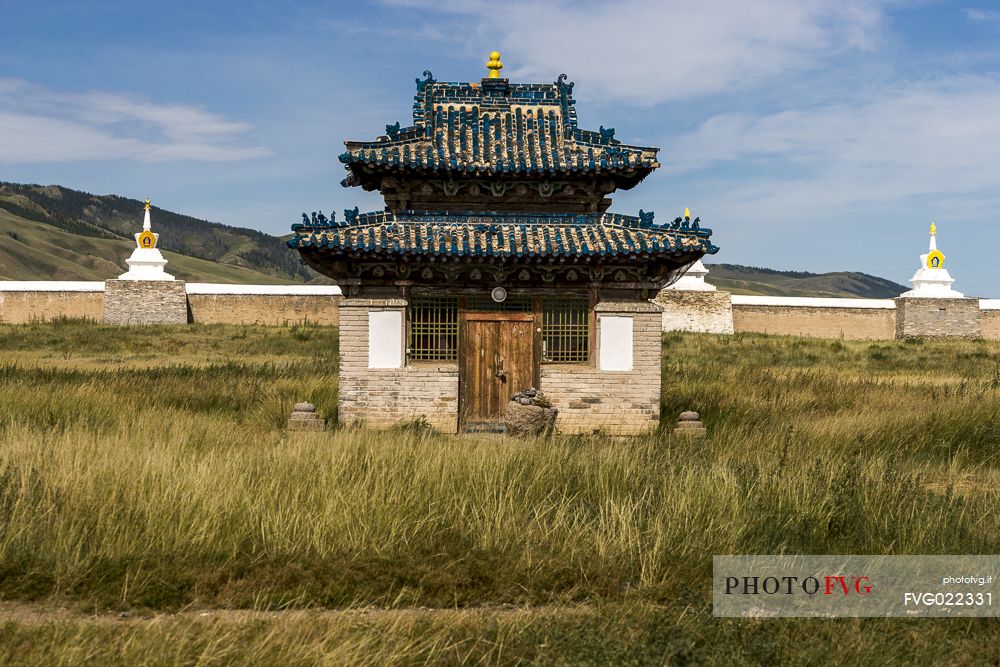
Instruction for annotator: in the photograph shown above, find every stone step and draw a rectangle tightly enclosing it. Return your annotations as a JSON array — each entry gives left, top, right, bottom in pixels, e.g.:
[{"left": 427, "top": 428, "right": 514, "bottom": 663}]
[{"left": 463, "top": 420, "right": 506, "bottom": 434}]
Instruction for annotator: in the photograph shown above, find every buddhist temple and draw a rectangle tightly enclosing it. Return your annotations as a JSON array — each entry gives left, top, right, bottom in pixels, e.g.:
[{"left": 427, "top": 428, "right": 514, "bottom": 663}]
[{"left": 289, "top": 53, "right": 719, "bottom": 434}]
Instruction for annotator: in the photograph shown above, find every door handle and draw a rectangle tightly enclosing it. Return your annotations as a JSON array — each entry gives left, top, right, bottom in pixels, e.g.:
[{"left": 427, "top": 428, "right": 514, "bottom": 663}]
[{"left": 495, "top": 353, "right": 505, "bottom": 380}]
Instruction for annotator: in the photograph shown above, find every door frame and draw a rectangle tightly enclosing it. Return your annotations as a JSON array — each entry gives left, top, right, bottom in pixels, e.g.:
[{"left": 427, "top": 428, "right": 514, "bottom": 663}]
[{"left": 458, "top": 311, "right": 540, "bottom": 431}]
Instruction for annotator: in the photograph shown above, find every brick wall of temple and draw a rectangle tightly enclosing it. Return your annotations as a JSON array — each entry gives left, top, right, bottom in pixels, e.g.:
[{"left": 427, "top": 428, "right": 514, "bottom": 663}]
[
  {"left": 541, "top": 305, "right": 661, "bottom": 436},
  {"left": 731, "top": 297, "right": 897, "bottom": 340},
  {"left": 338, "top": 299, "right": 459, "bottom": 432},
  {"left": 0, "top": 283, "right": 343, "bottom": 326},
  {"left": 186, "top": 294, "right": 340, "bottom": 325},
  {"left": 5, "top": 283, "right": 1000, "bottom": 345},
  {"left": 981, "top": 303, "right": 1000, "bottom": 340},
  {"left": 0, "top": 286, "right": 104, "bottom": 323}
]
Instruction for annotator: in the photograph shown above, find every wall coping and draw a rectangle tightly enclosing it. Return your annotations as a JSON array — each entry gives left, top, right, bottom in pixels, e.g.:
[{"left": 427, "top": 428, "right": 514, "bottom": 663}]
[
  {"left": 731, "top": 295, "right": 896, "bottom": 309},
  {"left": 185, "top": 283, "right": 343, "bottom": 296},
  {"left": 0, "top": 281, "right": 106, "bottom": 292},
  {"left": 0, "top": 281, "right": 345, "bottom": 296},
  {"left": 979, "top": 299, "right": 1000, "bottom": 310}
]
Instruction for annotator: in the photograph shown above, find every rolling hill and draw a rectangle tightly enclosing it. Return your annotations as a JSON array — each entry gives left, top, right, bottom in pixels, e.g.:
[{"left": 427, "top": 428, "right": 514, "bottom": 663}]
[
  {"left": 0, "top": 183, "right": 311, "bottom": 283},
  {"left": 704, "top": 263, "right": 907, "bottom": 298},
  {"left": 0, "top": 182, "right": 908, "bottom": 296}
]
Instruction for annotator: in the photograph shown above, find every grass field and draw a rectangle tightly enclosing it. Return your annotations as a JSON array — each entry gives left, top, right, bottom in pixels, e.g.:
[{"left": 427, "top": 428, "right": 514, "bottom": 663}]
[{"left": 0, "top": 322, "right": 999, "bottom": 665}]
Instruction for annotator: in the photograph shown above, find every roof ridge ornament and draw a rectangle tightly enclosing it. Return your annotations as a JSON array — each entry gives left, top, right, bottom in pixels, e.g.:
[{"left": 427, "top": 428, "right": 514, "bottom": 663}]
[
  {"left": 415, "top": 70, "right": 435, "bottom": 92},
  {"left": 555, "top": 73, "right": 574, "bottom": 95},
  {"left": 486, "top": 51, "right": 503, "bottom": 78}
]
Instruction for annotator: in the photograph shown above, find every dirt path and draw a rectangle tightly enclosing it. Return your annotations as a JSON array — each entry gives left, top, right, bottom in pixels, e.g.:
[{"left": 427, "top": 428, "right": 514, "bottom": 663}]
[{"left": 0, "top": 601, "right": 586, "bottom": 627}]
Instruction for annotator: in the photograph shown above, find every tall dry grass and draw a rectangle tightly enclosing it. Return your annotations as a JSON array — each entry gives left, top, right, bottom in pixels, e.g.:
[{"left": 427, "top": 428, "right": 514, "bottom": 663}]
[{"left": 0, "top": 322, "right": 999, "bottom": 664}]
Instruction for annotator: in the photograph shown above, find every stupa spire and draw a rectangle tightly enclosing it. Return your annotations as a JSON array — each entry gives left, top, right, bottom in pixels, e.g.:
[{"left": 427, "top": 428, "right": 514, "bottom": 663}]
[
  {"left": 117, "top": 196, "right": 174, "bottom": 281},
  {"left": 900, "top": 221, "right": 961, "bottom": 298}
]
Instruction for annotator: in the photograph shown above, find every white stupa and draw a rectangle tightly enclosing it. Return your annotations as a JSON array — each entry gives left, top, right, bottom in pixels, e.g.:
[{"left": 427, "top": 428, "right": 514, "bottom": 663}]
[
  {"left": 666, "top": 209, "right": 716, "bottom": 291},
  {"left": 900, "top": 222, "right": 962, "bottom": 298},
  {"left": 667, "top": 259, "right": 715, "bottom": 291},
  {"left": 118, "top": 198, "right": 175, "bottom": 280}
]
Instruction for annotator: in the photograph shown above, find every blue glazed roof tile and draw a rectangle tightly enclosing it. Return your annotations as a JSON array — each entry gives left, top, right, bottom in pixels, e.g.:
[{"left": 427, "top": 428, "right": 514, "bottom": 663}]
[
  {"left": 289, "top": 211, "right": 717, "bottom": 260},
  {"left": 339, "top": 76, "right": 659, "bottom": 180}
]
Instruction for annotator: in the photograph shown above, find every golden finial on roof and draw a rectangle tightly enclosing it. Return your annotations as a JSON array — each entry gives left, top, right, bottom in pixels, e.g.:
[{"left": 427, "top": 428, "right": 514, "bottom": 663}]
[
  {"left": 684, "top": 207, "right": 691, "bottom": 219},
  {"left": 144, "top": 197, "right": 151, "bottom": 211},
  {"left": 486, "top": 51, "right": 503, "bottom": 78},
  {"left": 930, "top": 221, "right": 936, "bottom": 236}
]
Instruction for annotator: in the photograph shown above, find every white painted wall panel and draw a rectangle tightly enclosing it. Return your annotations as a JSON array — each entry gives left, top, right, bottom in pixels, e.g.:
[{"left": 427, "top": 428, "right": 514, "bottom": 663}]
[
  {"left": 368, "top": 310, "right": 403, "bottom": 368},
  {"left": 599, "top": 315, "right": 633, "bottom": 371}
]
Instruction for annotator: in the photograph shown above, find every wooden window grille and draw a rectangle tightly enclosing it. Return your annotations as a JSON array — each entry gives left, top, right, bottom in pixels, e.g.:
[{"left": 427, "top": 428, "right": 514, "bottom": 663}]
[
  {"left": 408, "top": 297, "right": 458, "bottom": 361},
  {"left": 542, "top": 299, "right": 589, "bottom": 363}
]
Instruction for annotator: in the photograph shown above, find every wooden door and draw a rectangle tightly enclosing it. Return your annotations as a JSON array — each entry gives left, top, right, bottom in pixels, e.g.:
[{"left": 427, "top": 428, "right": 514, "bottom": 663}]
[{"left": 459, "top": 312, "right": 537, "bottom": 430}]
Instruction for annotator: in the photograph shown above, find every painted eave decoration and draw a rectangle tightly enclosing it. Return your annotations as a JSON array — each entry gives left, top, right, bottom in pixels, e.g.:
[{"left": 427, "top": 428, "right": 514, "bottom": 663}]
[{"left": 289, "top": 210, "right": 718, "bottom": 260}]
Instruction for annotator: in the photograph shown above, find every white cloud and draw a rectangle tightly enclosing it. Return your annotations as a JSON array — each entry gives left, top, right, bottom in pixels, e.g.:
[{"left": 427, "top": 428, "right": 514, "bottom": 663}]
[
  {"left": 964, "top": 8, "right": 1000, "bottom": 24},
  {"left": 383, "top": 0, "right": 888, "bottom": 103},
  {"left": 664, "top": 74, "right": 1000, "bottom": 219},
  {"left": 0, "top": 78, "right": 270, "bottom": 164}
]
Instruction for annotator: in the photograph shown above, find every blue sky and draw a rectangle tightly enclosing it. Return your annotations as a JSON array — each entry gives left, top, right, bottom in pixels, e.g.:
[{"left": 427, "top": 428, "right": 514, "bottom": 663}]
[{"left": 3, "top": 1, "right": 1000, "bottom": 294}]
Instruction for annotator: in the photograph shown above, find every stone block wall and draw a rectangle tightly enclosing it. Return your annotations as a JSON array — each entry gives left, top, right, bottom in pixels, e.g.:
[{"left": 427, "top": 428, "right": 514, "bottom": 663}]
[
  {"left": 895, "top": 297, "right": 981, "bottom": 339},
  {"left": 338, "top": 298, "right": 459, "bottom": 432},
  {"left": 7, "top": 282, "right": 1000, "bottom": 345},
  {"left": 656, "top": 289, "right": 734, "bottom": 334},
  {"left": 731, "top": 298, "right": 896, "bottom": 340},
  {"left": 541, "top": 302, "right": 661, "bottom": 436},
  {"left": 186, "top": 294, "right": 340, "bottom": 325},
  {"left": 981, "top": 303, "right": 1000, "bottom": 340},
  {"left": 103, "top": 280, "right": 188, "bottom": 325},
  {"left": 0, "top": 286, "right": 104, "bottom": 323}
]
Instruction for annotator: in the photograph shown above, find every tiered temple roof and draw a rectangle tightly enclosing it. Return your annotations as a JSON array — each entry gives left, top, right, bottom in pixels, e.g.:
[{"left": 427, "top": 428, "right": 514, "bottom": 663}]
[
  {"left": 338, "top": 73, "right": 659, "bottom": 213},
  {"left": 290, "top": 56, "right": 718, "bottom": 294},
  {"left": 341, "top": 74, "right": 657, "bottom": 182}
]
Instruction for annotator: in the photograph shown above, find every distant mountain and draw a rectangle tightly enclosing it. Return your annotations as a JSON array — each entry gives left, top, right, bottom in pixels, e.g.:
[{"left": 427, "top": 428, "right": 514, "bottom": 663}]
[
  {"left": 0, "top": 182, "right": 909, "bottom": 296},
  {"left": 0, "top": 182, "right": 311, "bottom": 283},
  {"left": 705, "top": 263, "right": 907, "bottom": 298}
]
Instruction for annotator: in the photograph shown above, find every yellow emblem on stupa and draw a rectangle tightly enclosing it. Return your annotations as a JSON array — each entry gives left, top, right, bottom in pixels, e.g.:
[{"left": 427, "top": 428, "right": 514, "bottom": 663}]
[
  {"left": 684, "top": 207, "right": 691, "bottom": 219},
  {"left": 486, "top": 51, "right": 503, "bottom": 78},
  {"left": 137, "top": 230, "right": 157, "bottom": 248}
]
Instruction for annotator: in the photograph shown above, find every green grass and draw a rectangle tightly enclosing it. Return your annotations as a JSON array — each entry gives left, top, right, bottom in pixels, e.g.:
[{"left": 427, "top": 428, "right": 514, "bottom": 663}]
[{"left": 0, "top": 322, "right": 998, "bottom": 665}]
